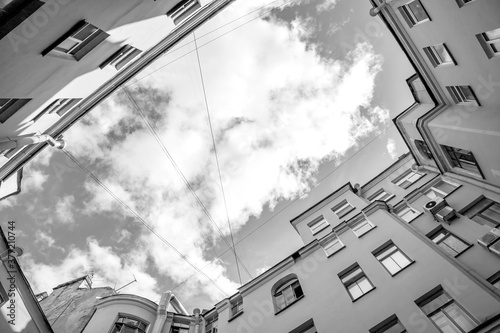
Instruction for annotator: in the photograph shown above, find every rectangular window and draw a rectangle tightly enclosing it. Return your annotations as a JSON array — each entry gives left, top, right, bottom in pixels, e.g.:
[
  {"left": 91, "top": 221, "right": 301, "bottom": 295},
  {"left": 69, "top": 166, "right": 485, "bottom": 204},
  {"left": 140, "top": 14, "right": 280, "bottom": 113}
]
[
  {"left": 171, "top": 323, "right": 190, "bottom": 333},
  {"left": 368, "top": 189, "right": 394, "bottom": 202},
  {"left": 476, "top": 28, "right": 500, "bottom": 59},
  {"left": 290, "top": 319, "right": 317, "bottom": 333},
  {"left": 392, "top": 169, "right": 425, "bottom": 189},
  {"left": 112, "top": 315, "right": 148, "bottom": 333},
  {"left": 369, "top": 314, "right": 407, "bottom": 333},
  {"left": 331, "top": 199, "right": 355, "bottom": 218},
  {"left": 205, "top": 314, "right": 218, "bottom": 333},
  {"left": 428, "top": 227, "right": 471, "bottom": 257},
  {"left": 441, "top": 145, "right": 483, "bottom": 178},
  {"left": 0, "top": 98, "right": 30, "bottom": 123},
  {"left": 398, "top": 0, "right": 430, "bottom": 28},
  {"left": 416, "top": 286, "right": 477, "bottom": 333},
  {"left": 307, "top": 216, "right": 330, "bottom": 235},
  {"left": 42, "top": 21, "right": 109, "bottom": 61},
  {"left": 373, "top": 241, "right": 413, "bottom": 276},
  {"left": 351, "top": 217, "right": 375, "bottom": 237},
  {"left": 423, "top": 44, "right": 455, "bottom": 67},
  {"left": 397, "top": 204, "right": 421, "bottom": 222},
  {"left": 321, "top": 234, "right": 345, "bottom": 256},
  {"left": 463, "top": 197, "right": 500, "bottom": 229},
  {"left": 230, "top": 297, "right": 243, "bottom": 318},
  {"left": 32, "top": 98, "right": 81, "bottom": 122},
  {"left": 166, "top": 0, "right": 201, "bottom": 25},
  {"left": 339, "top": 264, "right": 375, "bottom": 301},
  {"left": 100, "top": 44, "right": 142, "bottom": 70},
  {"left": 424, "top": 179, "right": 459, "bottom": 200},
  {"left": 455, "top": 0, "right": 476, "bottom": 7},
  {"left": 487, "top": 271, "right": 500, "bottom": 290},
  {"left": 446, "top": 86, "right": 480, "bottom": 105}
]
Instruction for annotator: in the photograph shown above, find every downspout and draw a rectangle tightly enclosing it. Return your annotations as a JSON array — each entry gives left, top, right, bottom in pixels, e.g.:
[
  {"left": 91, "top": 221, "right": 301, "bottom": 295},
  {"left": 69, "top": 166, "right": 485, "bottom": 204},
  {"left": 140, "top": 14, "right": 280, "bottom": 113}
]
[
  {"left": 170, "top": 295, "right": 189, "bottom": 315},
  {"left": 193, "top": 308, "right": 201, "bottom": 333},
  {"left": 0, "top": 135, "right": 66, "bottom": 158},
  {"left": 151, "top": 291, "right": 172, "bottom": 333}
]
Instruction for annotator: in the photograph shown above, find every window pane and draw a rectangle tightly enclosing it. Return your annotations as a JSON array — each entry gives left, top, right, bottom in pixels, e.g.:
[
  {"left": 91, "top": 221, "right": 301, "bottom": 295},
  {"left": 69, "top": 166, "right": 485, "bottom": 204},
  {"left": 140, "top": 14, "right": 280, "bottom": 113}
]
[
  {"left": 382, "top": 257, "right": 401, "bottom": 275},
  {"left": 482, "top": 204, "right": 500, "bottom": 224},
  {"left": 430, "top": 311, "right": 462, "bottom": 333},
  {"left": 408, "top": 1, "right": 428, "bottom": 22},
  {"left": 348, "top": 283, "right": 363, "bottom": 300},
  {"left": 432, "top": 231, "right": 447, "bottom": 243},
  {"left": 275, "top": 294, "right": 285, "bottom": 310},
  {"left": 73, "top": 24, "right": 97, "bottom": 40},
  {"left": 392, "top": 251, "right": 411, "bottom": 268},
  {"left": 444, "top": 303, "right": 476, "bottom": 332},
  {"left": 442, "top": 235, "right": 468, "bottom": 254},
  {"left": 434, "top": 44, "right": 453, "bottom": 63},
  {"left": 56, "top": 38, "right": 79, "bottom": 52},
  {"left": 485, "top": 28, "right": 500, "bottom": 41},
  {"left": 421, "top": 292, "right": 452, "bottom": 315},
  {"left": 357, "top": 277, "right": 374, "bottom": 293}
]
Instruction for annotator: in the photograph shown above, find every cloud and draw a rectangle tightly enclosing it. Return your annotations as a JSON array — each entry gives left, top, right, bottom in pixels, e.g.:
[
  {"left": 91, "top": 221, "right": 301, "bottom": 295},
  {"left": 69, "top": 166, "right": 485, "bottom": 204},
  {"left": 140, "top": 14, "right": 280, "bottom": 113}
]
[
  {"left": 43, "top": 1, "right": 388, "bottom": 307},
  {"left": 35, "top": 231, "right": 66, "bottom": 253},
  {"left": 55, "top": 195, "right": 76, "bottom": 224},
  {"left": 387, "top": 138, "right": 398, "bottom": 159}
]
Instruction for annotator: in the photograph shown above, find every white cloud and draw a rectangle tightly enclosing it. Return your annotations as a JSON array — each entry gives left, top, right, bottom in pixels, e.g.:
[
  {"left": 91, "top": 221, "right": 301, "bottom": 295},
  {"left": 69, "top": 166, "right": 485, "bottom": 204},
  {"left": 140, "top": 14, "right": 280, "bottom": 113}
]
[
  {"left": 55, "top": 195, "right": 76, "bottom": 224},
  {"left": 35, "top": 231, "right": 66, "bottom": 253},
  {"left": 387, "top": 138, "right": 398, "bottom": 159}
]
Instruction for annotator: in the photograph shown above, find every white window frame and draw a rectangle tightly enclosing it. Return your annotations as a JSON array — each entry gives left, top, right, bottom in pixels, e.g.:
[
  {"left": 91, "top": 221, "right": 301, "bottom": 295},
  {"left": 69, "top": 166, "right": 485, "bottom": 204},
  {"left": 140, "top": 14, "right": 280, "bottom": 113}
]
[
  {"left": 397, "top": 204, "right": 421, "bottom": 223},
  {"left": 446, "top": 85, "right": 480, "bottom": 105},
  {"left": 392, "top": 169, "right": 425, "bottom": 189},
  {"left": 111, "top": 314, "right": 149, "bottom": 333},
  {"left": 166, "top": 0, "right": 201, "bottom": 25},
  {"left": 369, "top": 315, "right": 407, "bottom": 333},
  {"left": 273, "top": 278, "right": 304, "bottom": 312},
  {"left": 429, "top": 227, "right": 471, "bottom": 257},
  {"left": 230, "top": 297, "right": 243, "bottom": 318},
  {"left": 350, "top": 217, "right": 375, "bottom": 237},
  {"left": 205, "top": 314, "right": 218, "bottom": 333},
  {"left": 424, "top": 178, "right": 459, "bottom": 200},
  {"left": 307, "top": 216, "right": 330, "bottom": 235},
  {"left": 321, "top": 234, "right": 345, "bottom": 256},
  {"left": 476, "top": 27, "right": 500, "bottom": 59},
  {"left": 373, "top": 241, "right": 413, "bottom": 276},
  {"left": 100, "top": 44, "right": 142, "bottom": 71},
  {"left": 423, "top": 43, "right": 455, "bottom": 67},
  {"left": 331, "top": 199, "right": 355, "bottom": 218},
  {"left": 368, "top": 189, "right": 394, "bottom": 202},
  {"left": 398, "top": 0, "right": 430, "bottom": 28},
  {"left": 339, "top": 264, "right": 375, "bottom": 301}
]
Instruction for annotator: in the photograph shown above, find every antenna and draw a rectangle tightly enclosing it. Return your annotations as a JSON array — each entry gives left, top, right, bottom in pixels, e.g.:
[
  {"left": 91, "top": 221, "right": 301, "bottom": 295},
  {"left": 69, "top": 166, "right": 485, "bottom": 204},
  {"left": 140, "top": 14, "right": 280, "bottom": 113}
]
[{"left": 115, "top": 274, "right": 137, "bottom": 293}]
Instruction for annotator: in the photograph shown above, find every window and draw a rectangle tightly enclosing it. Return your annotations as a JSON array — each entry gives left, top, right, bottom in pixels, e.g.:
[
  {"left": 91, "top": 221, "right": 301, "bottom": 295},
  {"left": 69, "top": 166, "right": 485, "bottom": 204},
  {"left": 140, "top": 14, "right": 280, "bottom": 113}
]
[
  {"left": 397, "top": 204, "right": 421, "bottom": 222},
  {"left": 171, "top": 322, "right": 190, "bottom": 333},
  {"left": 446, "top": 86, "right": 480, "bottom": 105},
  {"left": 373, "top": 241, "right": 413, "bottom": 275},
  {"left": 0, "top": 281, "right": 8, "bottom": 307},
  {"left": 428, "top": 227, "right": 471, "bottom": 257},
  {"left": 42, "top": 21, "right": 109, "bottom": 61},
  {"left": 32, "top": 98, "right": 81, "bottom": 122},
  {"left": 0, "top": 0, "right": 44, "bottom": 40},
  {"left": 369, "top": 314, "right": 407, "bottom": 333},
  {"left": 351, "top": 217, "right": 375, "bottom": 237},
  {"left": 392, "top": 169, "right": 425, "bottom": 189},
  {"left": 230, "top": 296, "right": 243, "bottom": 318},
  {"left": 441, "top": 145, "right": 483, "bottom": 178},
  {"left": 331, "top": 199, "right": 355, "bottom": 218},
  {"left": 166, "top": 0, "right": 201, "bottom": 25},
  {"left": 339, "top": 264, "right": 375, "bottom": 301},
  {"left": 368, "top": 189, "right": 394, "bottom": 202},
  {"left": 307, "top": 216, "right": 330, "bottom": 235},
  {"left": 111, "top": 315, "right": 148, "bottom": 333},
  {"left": 290, "top": 319, "right": 317, "bottom": 333},
  {"left": 463, "top": 197, "right": 500, "bottom": 229},
  {"left": 416, "top": 286, "right": 477, "bottom": 333},
  {"left": 272, "top": 275, "right": 304, "bottom": 313},
  {"left": 476, "top": 28, "right": 500, "bottom": 59},
  {"left": 205, "top": 314, "right": 218, "bottom": 333},
  {"left": 0, "top": 98, "right": 30, "bottom": 123},
  {"left": 398, "top": 1, "right": 430, "bottom": 28},
  {"left": 423, "top": 44, "right": 455, "bottom": 67},
  {"left": 100, "top": 45, "right": 142, "bottom": 70},
  {"left": 487, "top": 271, "right": 500, "bottom": 290},
  {"left": 455, "top": 0, "right": 476, "bottom": 7},
  {"left": 415, "top": 140, "right": 433, "bottom": 160},
  {"left": 424, "top": 179, "right": 459, "bottom": 199},
  {"left": 321, "top": 234, "right": 345, "bottom": 256}
]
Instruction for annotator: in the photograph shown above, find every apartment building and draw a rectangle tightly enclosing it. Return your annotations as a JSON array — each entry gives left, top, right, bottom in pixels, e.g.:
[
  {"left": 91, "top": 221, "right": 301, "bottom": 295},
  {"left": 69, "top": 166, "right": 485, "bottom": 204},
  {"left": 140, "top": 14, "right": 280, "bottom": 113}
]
[{"left": 0, "top": 0, "right": 234, "bottom": 200}]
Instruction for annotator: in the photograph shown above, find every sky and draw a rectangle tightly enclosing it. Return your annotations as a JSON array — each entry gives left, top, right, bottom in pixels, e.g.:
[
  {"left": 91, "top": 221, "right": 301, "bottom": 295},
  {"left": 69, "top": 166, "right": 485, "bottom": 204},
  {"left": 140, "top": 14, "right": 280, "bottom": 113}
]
[{"left": 0, "top": 0, "right": 415, "bottom": 319}]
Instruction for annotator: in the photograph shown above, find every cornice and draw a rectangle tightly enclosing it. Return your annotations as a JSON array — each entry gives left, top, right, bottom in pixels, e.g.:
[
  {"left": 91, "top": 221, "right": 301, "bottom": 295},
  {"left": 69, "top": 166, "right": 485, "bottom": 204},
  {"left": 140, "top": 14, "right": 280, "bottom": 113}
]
[{"left": 97, "top": 294, "right": 158, "bottom": 313}]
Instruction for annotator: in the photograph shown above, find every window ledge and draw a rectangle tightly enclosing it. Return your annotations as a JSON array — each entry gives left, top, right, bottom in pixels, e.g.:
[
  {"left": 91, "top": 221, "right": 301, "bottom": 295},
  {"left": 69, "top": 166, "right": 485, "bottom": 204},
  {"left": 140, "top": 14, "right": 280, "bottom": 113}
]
[
  {"left": 356, "top": 225, "right": 377, "bottom": 239},
  {"left": 228, "top": 310, "right": 244, "bottom": 322},
  {"left": 326, "top": 245, "right": 346, "bottom": 258},
  {"left": 406, "top": 212, "right": 424, "bottom": 223},
  {"left": 274, "top": 295, "right": 304, "bottom": 315},
  {"left": 390, "top": 260, "right": 416, "bottom": 277},
  {"left": 454, "top": 244, "right": 473, "bottom": 258},
  {"left": 351, "top": 287, "right": 376, "bottom": 303},
  {"left": 311, "top": 224, "right": 330, "bottom": 236}
]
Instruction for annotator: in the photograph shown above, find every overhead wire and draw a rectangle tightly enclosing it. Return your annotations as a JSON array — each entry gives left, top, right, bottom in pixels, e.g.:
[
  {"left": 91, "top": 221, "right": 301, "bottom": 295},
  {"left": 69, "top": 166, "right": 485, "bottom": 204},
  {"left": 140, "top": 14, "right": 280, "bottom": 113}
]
[
  {"left": 121, "top": 86, "right": 253, "bottom": 281},
  {"left": 61, "top": 147, "right": 230, "bottom": 298},
  {"left": 192, "top": 30, "right": 243, "bottom": 286}
]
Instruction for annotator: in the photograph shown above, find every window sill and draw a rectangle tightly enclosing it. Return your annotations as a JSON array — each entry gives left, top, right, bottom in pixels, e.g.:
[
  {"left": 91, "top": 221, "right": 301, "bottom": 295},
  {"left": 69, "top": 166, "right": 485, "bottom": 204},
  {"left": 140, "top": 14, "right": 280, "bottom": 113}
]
[
  {"left": 311, "top": 224, "right": 330, "bottom": 236},
  {"left": 326, "top": 245, "right": 346, "bottom": 258},
  {"left": 351, "top": 287, "right": 376, "bottom": 303},
  {"left": 356, "top": 225, "right": 377, "bottom": 239},
  {"left": 454, "top": 244, "right": 473, "bottom": 258},
  {"left": 228, "top": 311, "right": 244, "bottom": 322},
  {"left": 390, "top": 260, "right": 416, "bottom": 277},
  {"left": 274, "top": 295, "right": 304, "bottom": 315},
  {"left": 406, "top": 212, "right": 424, "bottom": 223}
]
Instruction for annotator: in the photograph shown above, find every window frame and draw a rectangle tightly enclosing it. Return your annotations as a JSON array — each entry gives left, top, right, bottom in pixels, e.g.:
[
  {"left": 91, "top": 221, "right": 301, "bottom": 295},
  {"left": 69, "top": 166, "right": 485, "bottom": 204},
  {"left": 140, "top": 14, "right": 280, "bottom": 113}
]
[
  {"left": 396, "top": 203, "right": 422, "bottom": 223},
  {"left": 445, "top": 85, "right": 480, "bottom": 106},
  {"left": 476, "top": 28, "right": 500, "bottom": 59},
  {"left": 462, "top": 196, "right": 500, "bottom": 229},
  {"left": 331, "top": 199, "right": 355, "bottom": 218},
  {"left": 487, "top": 271, "right": 500, "bottom": 290},
  {"left": 100, "top": 44, "right": 142, "bottom": 70},
  {"left": 170, "top": 322, "right": 190, "bottom": 333},
  {"left": 110, "top": 313, "right": 149, "bottom": 333},
  {"left": 392, "top": 169, "right": 425, "bottom": 189},
  {"left": 205, "top": 313, "right": 218, "bottom": 333},
  {"left": 398, "top": 0, "right": 431, "bottom": 28},
  {"left": 272, "top": 276, "right": 304, "bottom": 314},
  {"left": 455, "top": 0, "right": 476, "bottom": 7},
  {"left": 415, "top": 286, "right": 477, "bottom": 333},
  {"left": 289, "top": 318, "right": 317, "bottom": 333},
  {"left": 321, "top": 233, "right": 345, "bottom": 257},
  {"left": 338, "top": 263, "right": 375, "bottom": 302},
  {"left": 0, "top": 98, "right": 31, "bottom": 123},
  {"left": 368, "top": 188, "right": 395, "bottom": 202},
  {"left": 372, "top": 241, "right": 414, "bottom": 276},
  {"left": 166, "top": 0, "right": 201, "bottom": 25},
  {"left": 427, "top": 226, "right": 472, "bottom": 257},
  {"left": 423, "top": 43, "right": 456, "bottom": 67},
  {"left": 307, "top": 216, "right": 330, "bottom": 235},
  {"left": 423, "top": 178, "right": 460, "bottom": 200},
  {"left": 441, "top": 145, "right": 484, "bottom": 179},
  {"left": 350, "top": 217, "right": 375, "bottom": 238},
  {"left": 31, "top": 98, "right": 81, "bottom": 123},
  {"left": 41, "top": 20, "right": 109, "bottom": 61},
  {"left": 229, "top": 296, "right": 243, "bottom": 320},
  {"left": 369, "top": 314, "right": 407, "bottom": 333}
]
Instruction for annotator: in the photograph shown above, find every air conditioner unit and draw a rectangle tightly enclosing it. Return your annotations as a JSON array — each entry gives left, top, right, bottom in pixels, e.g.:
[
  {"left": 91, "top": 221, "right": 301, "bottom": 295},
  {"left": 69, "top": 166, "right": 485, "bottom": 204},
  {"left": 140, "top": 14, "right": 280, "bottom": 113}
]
[
  {"left": 477, "top": 228, "right": 500, "bottom": 249},
  {"left": 423, "top": 197, "right": 447, "bottom": 215},
  {"left": 435, "top": 206, "right": 458, "bottom": 224}
]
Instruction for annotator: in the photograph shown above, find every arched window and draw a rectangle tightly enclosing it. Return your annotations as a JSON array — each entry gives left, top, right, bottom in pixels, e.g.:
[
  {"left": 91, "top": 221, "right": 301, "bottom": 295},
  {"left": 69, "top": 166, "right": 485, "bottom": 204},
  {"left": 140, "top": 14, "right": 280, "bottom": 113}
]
[
  {"left": 111, "top": 314, "right": 148, "bottom": 333},
  {"left": 272, "top": 275, "right": 304, "bottom": 313}
]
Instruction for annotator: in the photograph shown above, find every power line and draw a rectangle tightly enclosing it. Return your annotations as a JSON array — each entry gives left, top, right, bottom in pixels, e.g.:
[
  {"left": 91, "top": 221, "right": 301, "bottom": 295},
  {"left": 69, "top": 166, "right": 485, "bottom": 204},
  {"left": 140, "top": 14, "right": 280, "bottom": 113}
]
[
  {"left": 121, "top": 86, "right": 253, "bottom": 281},
  {"left": 168, "top": 123, "right": 396, "bottom": 292},
  {"left": 61, "top": 148, "right": 230, "bottom": 298},
  {"left": 193, "top": 30, "right": 243, "bottom": 286}
]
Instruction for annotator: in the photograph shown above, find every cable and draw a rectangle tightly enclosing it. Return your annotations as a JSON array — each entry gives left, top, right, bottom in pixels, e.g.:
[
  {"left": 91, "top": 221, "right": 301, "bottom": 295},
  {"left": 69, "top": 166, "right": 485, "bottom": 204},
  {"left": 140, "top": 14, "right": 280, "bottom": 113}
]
[
  {"left": 168, "top": 123, "right": 396, "bottom": 292},
  {"left": 193, "top": 31, "right": 244, "bottom": 286},
  {"left": 125, "top": 0, "right": 297, "bottom": 88},
  {"left": 121, "top": 86, "right": 253, "bottom": 281},
  {"left": 61, "top": 148, "right": 230, "bottom": 298}
]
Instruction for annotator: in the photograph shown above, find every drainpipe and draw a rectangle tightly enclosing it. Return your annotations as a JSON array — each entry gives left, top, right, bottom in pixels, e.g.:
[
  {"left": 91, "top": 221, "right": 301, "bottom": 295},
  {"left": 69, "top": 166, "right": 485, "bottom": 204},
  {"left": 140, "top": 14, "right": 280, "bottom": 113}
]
[
  {"left": 171, "top": 295, "right": 189, "bottom": 315},
  {"left": 193, "top": 308, "right": 201, "bottom": 333},
  {"left": 0, "top": 135, "right": 66, "bottom": 158},
  {"left": 354, "top": 183, "right": 363, "bottom": 197},
  {"left": 369, "top": 0, "right": 390, "bottom": 16},
  {"left": 151, "top": 291, "right": 172, "bottom": 333}
]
